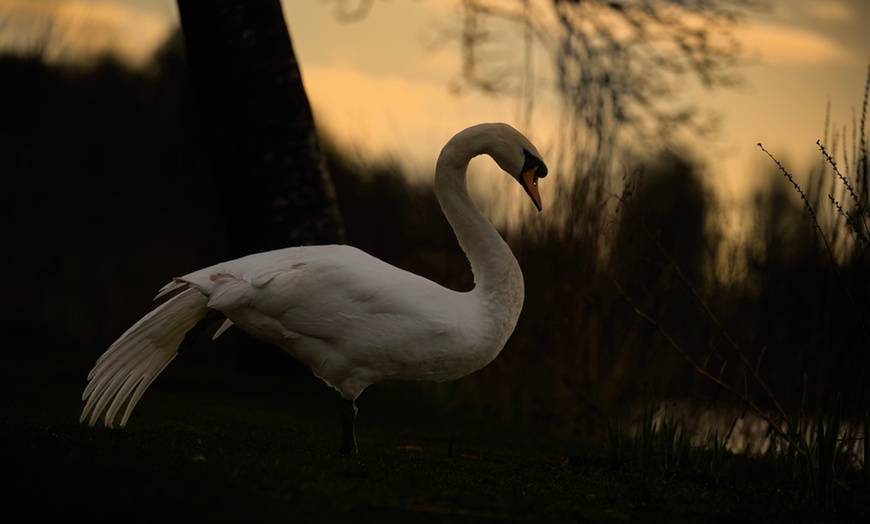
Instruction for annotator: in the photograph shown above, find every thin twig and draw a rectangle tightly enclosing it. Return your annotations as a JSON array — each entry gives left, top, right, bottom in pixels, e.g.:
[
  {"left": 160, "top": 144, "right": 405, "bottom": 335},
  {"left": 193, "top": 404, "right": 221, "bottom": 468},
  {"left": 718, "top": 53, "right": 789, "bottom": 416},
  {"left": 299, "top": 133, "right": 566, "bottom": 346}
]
[{"left": 611, "top": 277, "right": 798, "bottom": 448}]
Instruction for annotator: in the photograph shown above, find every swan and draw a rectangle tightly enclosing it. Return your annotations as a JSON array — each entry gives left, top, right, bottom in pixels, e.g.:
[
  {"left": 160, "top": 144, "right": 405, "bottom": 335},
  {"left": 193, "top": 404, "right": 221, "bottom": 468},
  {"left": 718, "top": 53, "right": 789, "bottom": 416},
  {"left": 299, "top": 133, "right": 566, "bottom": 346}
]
[{"left": 80, "top": 122, "right": 548, "bottom": 454}]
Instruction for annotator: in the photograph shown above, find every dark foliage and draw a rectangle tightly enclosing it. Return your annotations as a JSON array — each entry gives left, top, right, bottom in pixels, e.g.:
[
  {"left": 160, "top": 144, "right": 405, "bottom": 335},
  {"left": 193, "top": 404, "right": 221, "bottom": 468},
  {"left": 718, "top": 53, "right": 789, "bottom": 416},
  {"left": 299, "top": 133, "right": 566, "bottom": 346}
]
[
  {"left": 1, "top": 35, "right": 868, "bottom": 447},
  {"left": 0, "top": 38, "right": 227, "bottom": 352}
]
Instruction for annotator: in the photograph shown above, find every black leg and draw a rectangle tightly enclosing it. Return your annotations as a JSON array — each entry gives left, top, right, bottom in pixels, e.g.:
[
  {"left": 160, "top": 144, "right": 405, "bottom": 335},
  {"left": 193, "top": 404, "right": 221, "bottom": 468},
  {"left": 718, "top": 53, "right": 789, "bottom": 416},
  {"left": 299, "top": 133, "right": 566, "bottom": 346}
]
[{"left": 339, "top": 398, "right": 358, "bottom": 455}]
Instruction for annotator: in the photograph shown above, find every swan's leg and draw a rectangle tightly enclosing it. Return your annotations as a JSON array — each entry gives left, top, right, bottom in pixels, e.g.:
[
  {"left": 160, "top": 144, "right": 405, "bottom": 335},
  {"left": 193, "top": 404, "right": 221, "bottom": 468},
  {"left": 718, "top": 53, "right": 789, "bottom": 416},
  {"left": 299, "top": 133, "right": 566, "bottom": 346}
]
[{"left": 339, "top": 398, "right": 358, "bottom": 455}]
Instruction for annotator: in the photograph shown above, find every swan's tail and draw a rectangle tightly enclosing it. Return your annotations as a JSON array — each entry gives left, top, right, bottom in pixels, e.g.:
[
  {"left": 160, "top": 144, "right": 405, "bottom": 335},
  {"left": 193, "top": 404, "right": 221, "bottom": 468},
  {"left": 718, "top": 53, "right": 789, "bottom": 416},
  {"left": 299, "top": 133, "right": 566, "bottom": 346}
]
[{"left": 81, "top": 286, "right": 209, "bottom": 428}]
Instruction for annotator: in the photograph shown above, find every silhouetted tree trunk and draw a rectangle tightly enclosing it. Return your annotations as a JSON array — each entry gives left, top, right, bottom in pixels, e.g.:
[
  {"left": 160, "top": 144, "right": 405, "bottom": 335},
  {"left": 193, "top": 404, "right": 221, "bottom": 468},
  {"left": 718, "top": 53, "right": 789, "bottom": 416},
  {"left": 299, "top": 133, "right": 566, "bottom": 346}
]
[{"left": 176, "top": 0, "right": 344, "bottom": 257}]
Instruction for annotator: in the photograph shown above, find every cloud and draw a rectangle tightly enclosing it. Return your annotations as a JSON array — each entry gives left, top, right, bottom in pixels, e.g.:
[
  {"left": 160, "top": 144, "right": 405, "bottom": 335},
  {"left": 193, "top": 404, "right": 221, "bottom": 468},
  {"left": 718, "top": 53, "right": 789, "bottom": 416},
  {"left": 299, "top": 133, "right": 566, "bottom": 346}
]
[
  {"left": 303, "top": 64, "right": 522, "bottom": 171},
  {"left": 803, "top": 1, "right": 852, "bottom": 22},
  {"left": 735, "top": 19, "right": 855, "bottom": 66}
]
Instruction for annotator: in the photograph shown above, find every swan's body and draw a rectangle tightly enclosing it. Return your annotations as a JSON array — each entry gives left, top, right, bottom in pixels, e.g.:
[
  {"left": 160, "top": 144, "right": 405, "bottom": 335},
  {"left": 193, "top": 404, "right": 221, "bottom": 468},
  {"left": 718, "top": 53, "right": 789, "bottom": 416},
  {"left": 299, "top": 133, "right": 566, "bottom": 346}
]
[{"left": 81, "top": 123, "right": 548, "bottom": 453}]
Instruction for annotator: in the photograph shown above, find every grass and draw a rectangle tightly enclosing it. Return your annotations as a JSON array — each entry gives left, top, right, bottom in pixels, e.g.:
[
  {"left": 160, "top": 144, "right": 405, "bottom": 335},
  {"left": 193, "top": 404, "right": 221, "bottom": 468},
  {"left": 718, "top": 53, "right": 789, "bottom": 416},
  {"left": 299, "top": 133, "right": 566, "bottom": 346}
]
[
  {"left": 753, "top": 62, "right": 869, "bottom": 513},
  {"left": 2, "top": 348, "right": 868, "bottom": 523}
]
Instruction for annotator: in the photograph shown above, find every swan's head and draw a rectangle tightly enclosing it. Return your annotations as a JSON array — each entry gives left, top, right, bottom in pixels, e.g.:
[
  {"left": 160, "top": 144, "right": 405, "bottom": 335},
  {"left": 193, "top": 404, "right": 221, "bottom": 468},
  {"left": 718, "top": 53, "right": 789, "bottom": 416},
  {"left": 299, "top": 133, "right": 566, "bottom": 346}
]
[
  {"left": 479, "top": 123, "right": 549, "bottom": 212},
  {"left": 438, "top": 123, "right": 549, "bottom": 211}
]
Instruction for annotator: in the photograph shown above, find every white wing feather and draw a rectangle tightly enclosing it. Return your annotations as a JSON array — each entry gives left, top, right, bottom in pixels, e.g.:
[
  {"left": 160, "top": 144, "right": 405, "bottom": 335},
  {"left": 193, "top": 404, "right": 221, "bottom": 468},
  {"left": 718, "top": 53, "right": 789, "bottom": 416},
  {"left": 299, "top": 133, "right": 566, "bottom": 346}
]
[{"left": 81, "top": 287, "right": 209, "bottom": 427}]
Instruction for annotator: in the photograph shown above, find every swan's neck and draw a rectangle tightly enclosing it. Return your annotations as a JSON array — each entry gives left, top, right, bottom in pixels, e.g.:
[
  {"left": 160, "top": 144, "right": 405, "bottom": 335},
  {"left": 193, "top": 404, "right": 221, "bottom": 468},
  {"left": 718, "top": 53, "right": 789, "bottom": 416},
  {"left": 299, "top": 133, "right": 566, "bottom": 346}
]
[{"left": 434, "top": 137, "right": 524, "bottom": 316}]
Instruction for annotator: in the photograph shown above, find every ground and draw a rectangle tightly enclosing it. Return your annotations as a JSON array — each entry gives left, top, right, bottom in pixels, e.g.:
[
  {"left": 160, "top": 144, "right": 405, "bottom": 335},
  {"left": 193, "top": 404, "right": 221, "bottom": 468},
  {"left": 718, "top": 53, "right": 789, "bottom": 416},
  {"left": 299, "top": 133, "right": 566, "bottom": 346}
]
[{"left": 2, "top": 345, "right": 865, "bottom": 523}]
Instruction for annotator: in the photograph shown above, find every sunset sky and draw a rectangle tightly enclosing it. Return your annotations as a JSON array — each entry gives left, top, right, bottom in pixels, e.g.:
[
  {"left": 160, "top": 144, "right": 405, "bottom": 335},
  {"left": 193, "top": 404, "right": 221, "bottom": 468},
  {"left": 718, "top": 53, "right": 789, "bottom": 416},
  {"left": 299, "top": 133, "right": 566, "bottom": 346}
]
[{"left": 2, "top": 0, "right": 869, "bottom": 220}]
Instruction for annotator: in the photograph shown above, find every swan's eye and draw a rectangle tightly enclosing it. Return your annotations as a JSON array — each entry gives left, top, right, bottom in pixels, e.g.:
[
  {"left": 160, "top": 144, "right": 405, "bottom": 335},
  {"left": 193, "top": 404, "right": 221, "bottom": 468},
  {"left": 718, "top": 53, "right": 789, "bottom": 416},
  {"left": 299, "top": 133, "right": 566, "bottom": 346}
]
[{"left": 521, "top": 149, "right": 548, "bottom": 179}]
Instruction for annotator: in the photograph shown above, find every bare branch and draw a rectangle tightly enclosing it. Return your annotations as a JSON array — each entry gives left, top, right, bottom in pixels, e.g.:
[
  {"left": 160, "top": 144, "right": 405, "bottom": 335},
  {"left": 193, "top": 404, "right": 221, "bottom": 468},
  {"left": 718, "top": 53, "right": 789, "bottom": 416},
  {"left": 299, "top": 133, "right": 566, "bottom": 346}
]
[{"left": 457, "top": 0, "right": 766, "bottom": 165}]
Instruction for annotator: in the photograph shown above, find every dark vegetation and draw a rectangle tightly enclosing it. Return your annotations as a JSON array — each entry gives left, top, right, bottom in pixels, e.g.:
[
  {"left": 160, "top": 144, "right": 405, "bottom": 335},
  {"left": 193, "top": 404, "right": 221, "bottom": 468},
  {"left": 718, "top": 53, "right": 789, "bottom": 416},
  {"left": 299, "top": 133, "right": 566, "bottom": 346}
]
[{"left": 1, "top": 31, "right": 868, "bottom": 521}]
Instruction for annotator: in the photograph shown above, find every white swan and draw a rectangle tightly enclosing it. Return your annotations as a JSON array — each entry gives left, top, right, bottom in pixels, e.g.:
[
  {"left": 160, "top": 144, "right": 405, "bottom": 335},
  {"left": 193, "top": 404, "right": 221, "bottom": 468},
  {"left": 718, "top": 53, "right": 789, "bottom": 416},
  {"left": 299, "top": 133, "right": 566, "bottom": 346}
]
[{"left": 80, "top": 122, "right": 548, "bottom": 454}]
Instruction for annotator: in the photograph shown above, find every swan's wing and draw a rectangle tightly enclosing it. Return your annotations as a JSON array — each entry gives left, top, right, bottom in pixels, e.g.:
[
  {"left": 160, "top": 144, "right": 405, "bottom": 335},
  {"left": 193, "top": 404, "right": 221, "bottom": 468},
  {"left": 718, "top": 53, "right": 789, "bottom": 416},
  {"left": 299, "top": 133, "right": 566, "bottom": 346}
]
[
  {"left": 81, "top": 288, "right": 210, "bottom": 427},
  {"left": 152, "top": 245, "right": 490, "bottom": 396},
  {"left": 173, "top": 245, "right": 464, "bottom": 340},
  {"left": 156, "top": 248, "right": 298, "bottom": 300}
]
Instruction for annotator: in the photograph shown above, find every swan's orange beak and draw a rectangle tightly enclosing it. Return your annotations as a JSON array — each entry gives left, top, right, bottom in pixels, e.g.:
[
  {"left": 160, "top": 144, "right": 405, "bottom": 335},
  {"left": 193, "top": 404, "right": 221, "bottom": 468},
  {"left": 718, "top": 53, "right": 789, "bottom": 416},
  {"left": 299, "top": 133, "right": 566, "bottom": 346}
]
[{"left": 521, "top": 166, "right": 543, "bottom": 212}]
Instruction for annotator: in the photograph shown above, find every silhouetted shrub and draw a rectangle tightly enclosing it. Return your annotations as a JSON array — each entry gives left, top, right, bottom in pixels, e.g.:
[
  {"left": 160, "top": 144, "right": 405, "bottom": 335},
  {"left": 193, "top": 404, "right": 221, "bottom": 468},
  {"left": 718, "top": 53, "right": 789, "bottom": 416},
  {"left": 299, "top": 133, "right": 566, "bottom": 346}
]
[{"left": 2, "top": 30, "right": 867, "bottom": 436}]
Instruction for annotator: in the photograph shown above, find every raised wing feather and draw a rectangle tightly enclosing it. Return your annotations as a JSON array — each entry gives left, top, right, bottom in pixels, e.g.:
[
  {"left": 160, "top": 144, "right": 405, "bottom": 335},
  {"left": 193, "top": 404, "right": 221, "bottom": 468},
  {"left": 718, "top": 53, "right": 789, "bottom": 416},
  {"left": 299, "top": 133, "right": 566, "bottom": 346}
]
[{"left": 81, "top": 288, "right": 210, "bottom": 427}]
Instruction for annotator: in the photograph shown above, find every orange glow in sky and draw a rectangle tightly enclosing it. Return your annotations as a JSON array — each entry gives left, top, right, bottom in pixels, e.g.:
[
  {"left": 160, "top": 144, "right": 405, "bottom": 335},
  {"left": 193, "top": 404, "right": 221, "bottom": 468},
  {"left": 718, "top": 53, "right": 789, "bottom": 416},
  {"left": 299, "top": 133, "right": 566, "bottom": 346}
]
[{"left": 1, "top": 0, "right": 868, "bottom": 227}]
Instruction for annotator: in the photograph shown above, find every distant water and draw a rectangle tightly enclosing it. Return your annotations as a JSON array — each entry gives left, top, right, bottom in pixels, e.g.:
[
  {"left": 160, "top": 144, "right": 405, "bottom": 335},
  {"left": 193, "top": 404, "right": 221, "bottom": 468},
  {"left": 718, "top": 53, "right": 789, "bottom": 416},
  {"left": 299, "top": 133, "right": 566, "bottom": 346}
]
[{"left": 647, "top": 400, "right": 866, "bottom": 465}]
